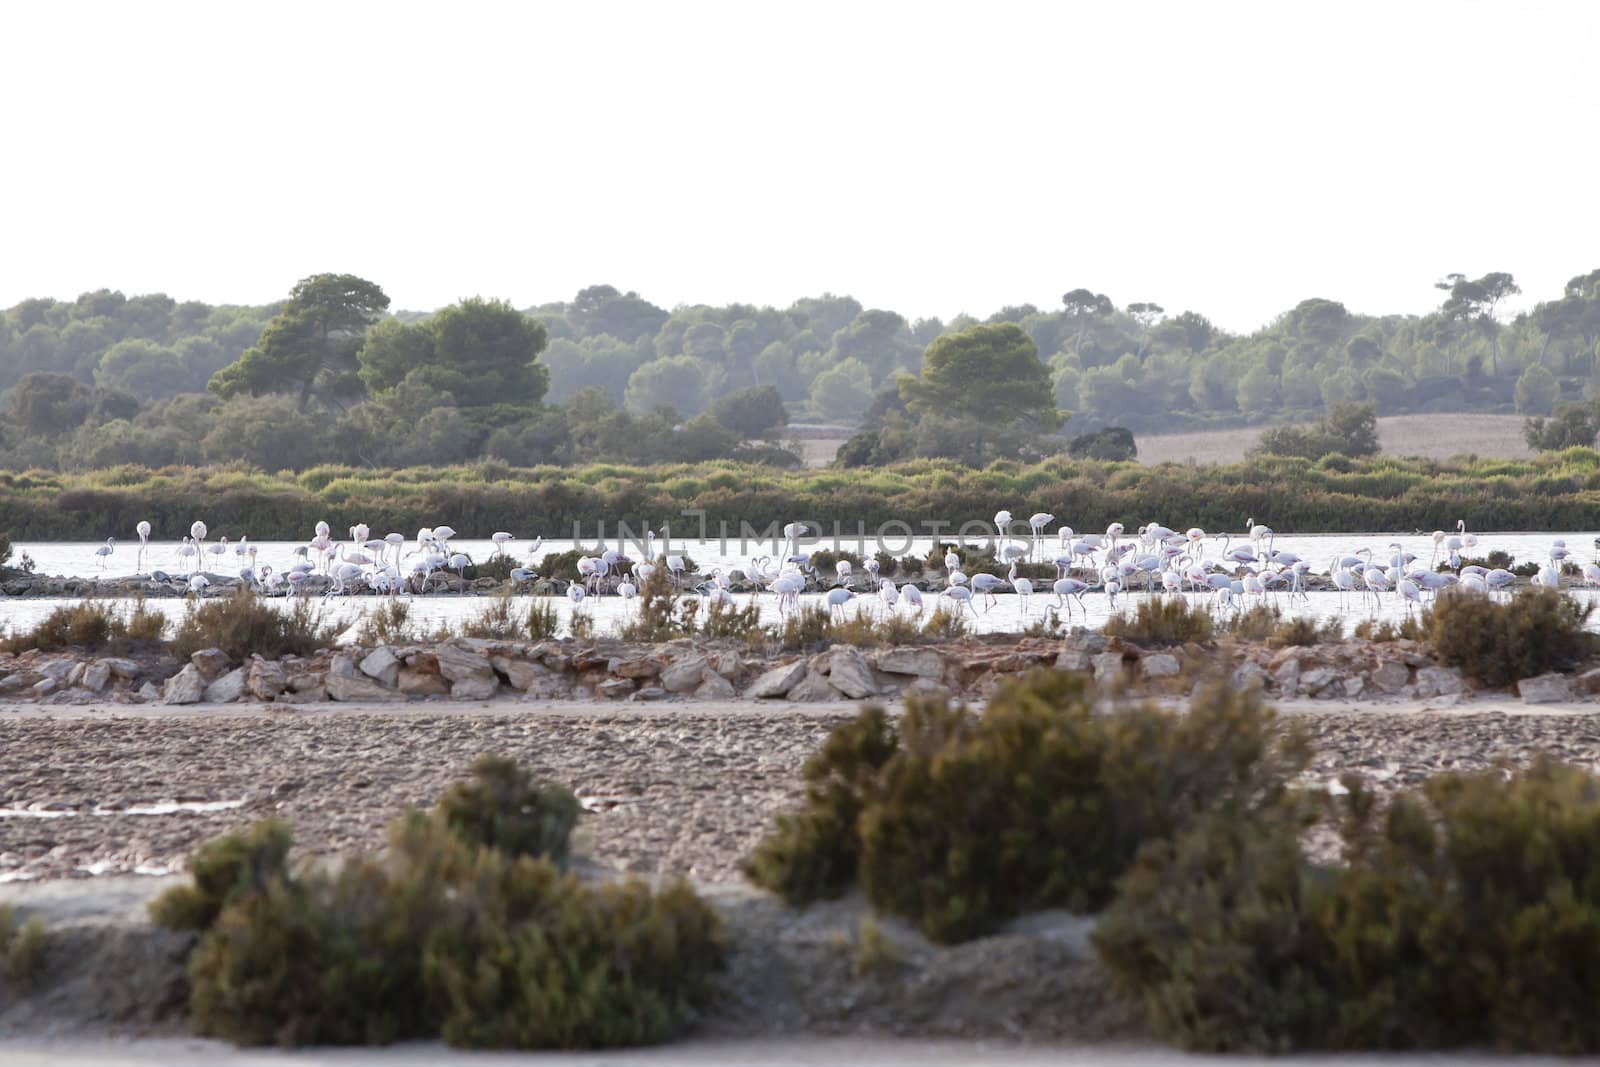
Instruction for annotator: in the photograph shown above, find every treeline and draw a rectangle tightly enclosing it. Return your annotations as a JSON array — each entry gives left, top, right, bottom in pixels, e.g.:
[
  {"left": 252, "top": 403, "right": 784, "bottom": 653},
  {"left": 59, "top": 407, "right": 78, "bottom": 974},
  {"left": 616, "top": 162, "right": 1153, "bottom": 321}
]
[
  {"left": 6, "top": 449, "right": 1600, "bottom": 542},
  {"left": 2, "top": 270, "right": 1599, "bottom": 474}
]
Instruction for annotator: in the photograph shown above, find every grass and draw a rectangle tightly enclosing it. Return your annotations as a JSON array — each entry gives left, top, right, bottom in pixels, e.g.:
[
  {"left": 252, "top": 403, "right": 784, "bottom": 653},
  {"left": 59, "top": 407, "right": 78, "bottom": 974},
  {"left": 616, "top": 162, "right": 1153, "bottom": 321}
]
[
  {"left": 170, "top": 588, "right": 334, "bottom": 661},
  {"left": 0, "top": 598, "right": 168, "bottom": 654}
]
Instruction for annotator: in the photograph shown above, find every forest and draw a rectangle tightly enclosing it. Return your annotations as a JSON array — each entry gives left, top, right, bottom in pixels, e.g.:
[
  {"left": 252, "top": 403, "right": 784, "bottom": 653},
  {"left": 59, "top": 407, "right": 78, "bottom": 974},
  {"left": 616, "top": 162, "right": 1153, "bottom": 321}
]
[{"left": 1, "top": 269, "right": 1599, "bottom": 473}]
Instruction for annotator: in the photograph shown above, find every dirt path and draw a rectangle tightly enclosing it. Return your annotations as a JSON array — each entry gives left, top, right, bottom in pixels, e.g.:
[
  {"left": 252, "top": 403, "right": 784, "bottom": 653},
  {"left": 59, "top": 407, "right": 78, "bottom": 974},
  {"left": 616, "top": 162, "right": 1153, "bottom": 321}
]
[{"left": 3, "top": 695, "right": 1599, "bottom": 884}]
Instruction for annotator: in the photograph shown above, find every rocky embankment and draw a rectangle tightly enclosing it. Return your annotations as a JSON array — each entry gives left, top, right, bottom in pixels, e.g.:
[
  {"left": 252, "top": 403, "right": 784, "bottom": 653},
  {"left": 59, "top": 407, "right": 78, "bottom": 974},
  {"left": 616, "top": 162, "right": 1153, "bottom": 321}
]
[{"left": 5, "top": 629, "right": 1600, "bottom": 709}]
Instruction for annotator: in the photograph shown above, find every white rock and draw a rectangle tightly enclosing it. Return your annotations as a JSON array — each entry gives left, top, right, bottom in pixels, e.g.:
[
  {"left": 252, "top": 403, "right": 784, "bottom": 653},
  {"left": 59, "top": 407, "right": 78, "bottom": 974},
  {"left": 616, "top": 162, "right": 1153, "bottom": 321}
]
[
  {"left": 359, "top": 647, "right": 401, "bottom": 687},
  {"left": 1518, "top": 672, "right": 1571, "bottom": 705},
  {"left": 746, "top": 660, "right": 808, "bottom": 699},
  {"left": 874, "top": 647, "right": 945, "bottom": 679},
  {"left": 163, "top": 664, "right": 206, "bottom": 705},
  {"left": 203, "top": 667, "right": 249, "bottom": 704},
  {"left": 1092, "top": 652, "right": 1126, "bottom": 683},
  {"left": 694, "top": 672, "right": 737, "bottom": 699},
  {"left": 326, "top": 672, "right": 406, "bottom": 701},
  {"left": 661, "top": 654, "right": 710, "bottom": 693},
  {"left": 81, "top": 661, "right": 112, "bottom": 693},
  {"left": 1140, "top": 653, "right": 1181, "bottom": 679},
  {"left": 828, "top": 646, "right": 878, "bottom": 698}
]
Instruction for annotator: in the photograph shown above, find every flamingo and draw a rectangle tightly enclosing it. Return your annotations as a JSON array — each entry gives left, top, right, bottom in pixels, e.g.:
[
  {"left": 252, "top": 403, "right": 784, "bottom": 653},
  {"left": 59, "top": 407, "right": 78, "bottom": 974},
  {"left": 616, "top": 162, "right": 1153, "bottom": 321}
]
[
  {"left": 1051, "top": 577, "right": 1090, "bottom": 617},
  {"left": 206, "top": 536, "right": 230, "bottom": 570},
  {"left": 1028, "top": 512, "right": 1054, "bottom": 559},
  {"left": 943, "top": 585, "right": 975, "bottom": 616},
  {"left": 135, "top": 520, "right": 151, "bottom": 572},
  {"left": 491, "top": 532, "right": 515, "bottom": 556},
  {"left": 970, "top": 571, "right": 1003, "bottom": 612},
  {"left": 1245, "top": 517, "right": 1274, "bottom": 554},
  {"left": 879, "top": 578, "right": 899, "bottom": 614},
  {"left": 1007, "top": 562, "right": 1033, "bottom": 615},
  {"left": 94, "top": 538, "right": 115, "bottom": 569},
  {"left": 190, "top": 520, "right": 208, "bottom": 559},
  {"left": 187, "top": 573, "right": 210, "bottom": 596},
  {"left": 902, "top": 583, "right": 925, "bottom": 613},
  {"left": 826, "top": 586, "right": 856, "bottom": 621},
  {"left": 835, "top": 559, "right": 853, "bottom": 588}
]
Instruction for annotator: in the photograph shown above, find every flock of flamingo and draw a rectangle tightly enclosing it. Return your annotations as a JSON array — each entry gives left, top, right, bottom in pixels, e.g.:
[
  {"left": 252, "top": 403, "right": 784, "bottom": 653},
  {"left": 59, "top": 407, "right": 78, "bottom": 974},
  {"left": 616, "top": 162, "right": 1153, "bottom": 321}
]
[{"left": 80, "top": 511, "right": 1600, "bottom": 624}]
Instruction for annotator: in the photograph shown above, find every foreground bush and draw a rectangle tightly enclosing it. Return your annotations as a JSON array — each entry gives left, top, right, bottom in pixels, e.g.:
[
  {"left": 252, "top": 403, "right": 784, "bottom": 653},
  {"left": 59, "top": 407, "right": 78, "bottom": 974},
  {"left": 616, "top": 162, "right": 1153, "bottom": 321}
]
[
  {"left": 0, "top": 903, "right": 47, "bottom": 996},
  {"left": 1104, "top": 598, "right": 1213, "bottom": 646},
  {"left": 171, "top": 588, "right": 333, "bottom": 661},
  {"left": 746, "top": 671, "right": 1307, "bottom": 942},
  {"left": 153, "top": 758, "right": 720, "bottom": 1050},
  {"left": 1427, "top": 586, "right": 1593, "bottom": 686},
  {"left": 1095, "top": 759, "right": 1600, "bottom": 1053}
]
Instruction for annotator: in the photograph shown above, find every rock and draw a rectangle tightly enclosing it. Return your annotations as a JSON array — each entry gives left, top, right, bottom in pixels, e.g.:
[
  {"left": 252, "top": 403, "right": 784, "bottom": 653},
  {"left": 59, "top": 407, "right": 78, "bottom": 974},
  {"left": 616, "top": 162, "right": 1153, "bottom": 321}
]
[
  {"left": 1140, "top": 653, "right": 1181, "bottom": 679},
  {"left": 610, "top": 657, "right": 660, "bottom": 680},
  {"left": 203, "top": 667, "right": 248, "bottom": 704},
  {"left": 1271, "top": 659, "right": 1301, "bottom": 694},
  {"left": 247, "top": 658, "right": 287, "bottom": 701},
  {"left": 136, "top": 682, "right": 161, "bottom": 702},
  {"left": 1055, "top": 649, "right": 1092, "bottom": 672},
  {"left": 278, "top": 685, "right": 329, "bottom": 705},
  {"left": 711, "top": 651, "right": 743, "bottom": 679},
  {"left": 874, "top": 647, "right": 945, "bottom": 679},
  {"left": 190, "top": 648, "right": 233, "bottom": 682},
  {"left": 32, "top": 677, "right": 57, "bottom": 697},
  {"left": 597, "top": 677, "right": 635, "bottom": 700},
  {"left": 66, "top": 662, "right": 87, "bottom": 688},
  {"left": 1066, "top": 628, "right": 1108, "bottom": 654},
  {"left": 100, "top": 657, "right": 141, "bottom": 680},
  {"left": 1267, "top": 647, "right": 1302, "bottom": 671},
  {"left": 746, "top": 660, "right": 808, "bottom": 699},
  {"left": 1576, "top": 668, "right": 1600, "bottom": 697},
  {"left": 828, "top": 646, "right": 878, "bottom": 698},
  {"left": 328, "top": 654, "right": 359, "bottom": 679},
  {"left": 288, "top": 671, "right": 325, "bottom": 692},
  {"left": 359, "top": 647, "right": 401, "bottom": 688},
  {"left": 162, "top": 664, "right": 206, "bottom": 705},
  {"left": 435, "top": 643, "right": 499, "bottom": 700},
  {"left": 0, "top": 672, "right": 41, "bottom": 696},
  {"left": 81, "top": 661, "right": 112, "bottom": 694},
  {"left": 660, "top": 654, "right": 709, "bottom": 693},
  {"left": 787, "top": 668, "right": 845, "bottom": 702},
  {"left": 326, "top": 672, "right": 406, "bottom": 702},
  {"left": 1299, "top": 667, "right": 1340, "bottom": 696},
  {"left": 1414, "top": 665, "right": 1465, "bottom": 698},
  {"left": 37, "top": 659, "right": 76, "bottom": 683},
  {"left": 630, "top": 686, "right": 669, "bottom": 702},
  {"left": 1518, "top": 672, "right": 1571, "bottom": 704},
  {"left": 1091, "top": 652, "right": 1126, "bottom": 683},
  {"left": 1370, "top": 660, "right": 1411, "bottom": 694},
  {"left": 1342, "top": 675, "right": 1367, "bottom": 699},
  {"left": 695, "top": 672, "right": 737, "bottom": 700},
  {"left": 1231, "top": 661, "right": 1268, "bottom": 691},
  {"left": 491, "top": 655, "right": 550, "bottom": 693},
  {"left": 397, "top": 666, "right": 451, "bottom": 697}
]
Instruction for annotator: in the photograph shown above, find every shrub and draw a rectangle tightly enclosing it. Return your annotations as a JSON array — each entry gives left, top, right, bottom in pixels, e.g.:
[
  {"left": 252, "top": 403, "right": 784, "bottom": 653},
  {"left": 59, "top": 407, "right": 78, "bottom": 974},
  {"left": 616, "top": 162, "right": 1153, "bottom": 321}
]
[
  {"left": 170, "top": 589, "right": 333, "bottom": 661},
  {"left": 434, "top": 756, "right": 580, "bottom": 866},
  {"left": 1, "top": 903, "right": 47, "bottom": 993},
  {"left": 1352, "top": 616, "right": 1427, "bottom": 642},
  {"left": 165, "top": 762, "right": 722, "bottom": 1050},
  {"left": 772, "top": 603, "right": 834, "bottom": 651},
  {"left": 1096, "top": 759, "right": 1600, "bottom": 1053},
  {"left": 919, "top": 604, "right": 969, "bottom": 640},
  {"left": 1427, "top": 587, "right": 1594, "bottom": 687},
  {"left": 469, "top": 555, "right": 518, "bottom": 582},
  {"left": 568, "top": 612, "right": 595, "bottom": 641},
  {"left": 1104, "top": 597, "right": 1214, "bottom": 646},
  {"left": 355, "top": 600, "right": 417, "bottom": 646},
  {"left": 526, "top": 600, "right": 559, "bottom": 640},
  {"left": 459, "top": 594, "right": 522, "bottom": 640},
  {"left": 747, "top": 673, "right": 1307, "bottom": 942},
  {"left": 0, "top": 598, "right": 169, "bottom": 653},
  {"left": 1269, "top": 615, "right": 1343, "bottom": 647}
]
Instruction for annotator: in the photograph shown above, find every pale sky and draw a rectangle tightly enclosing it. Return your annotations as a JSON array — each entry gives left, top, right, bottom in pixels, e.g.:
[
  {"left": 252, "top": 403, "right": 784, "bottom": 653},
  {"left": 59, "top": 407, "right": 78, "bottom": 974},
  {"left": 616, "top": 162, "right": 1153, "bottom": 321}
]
[{"left": 4, "top": 1, "right": 1596, "bottom": 333}]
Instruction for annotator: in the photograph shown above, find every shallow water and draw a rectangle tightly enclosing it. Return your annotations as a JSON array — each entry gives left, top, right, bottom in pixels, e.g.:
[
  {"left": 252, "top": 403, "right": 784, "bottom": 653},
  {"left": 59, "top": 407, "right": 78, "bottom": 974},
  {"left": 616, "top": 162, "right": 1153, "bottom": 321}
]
[{"left": 5, "top": 531, "right": 1598, "bottom": 641}]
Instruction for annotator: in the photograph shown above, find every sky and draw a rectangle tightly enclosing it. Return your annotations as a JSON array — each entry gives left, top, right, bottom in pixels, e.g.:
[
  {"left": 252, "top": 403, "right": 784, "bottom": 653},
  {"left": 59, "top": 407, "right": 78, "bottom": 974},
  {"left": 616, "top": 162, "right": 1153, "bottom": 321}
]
[{"left": 3, "top": 1, "right": 1597, "bottom": 333}]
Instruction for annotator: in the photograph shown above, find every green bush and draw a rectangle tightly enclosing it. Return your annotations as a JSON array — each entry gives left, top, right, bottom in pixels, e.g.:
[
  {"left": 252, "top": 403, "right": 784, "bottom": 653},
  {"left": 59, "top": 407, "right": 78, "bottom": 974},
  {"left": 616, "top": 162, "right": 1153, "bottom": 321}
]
[
  {"left": 1095, "top": 759, "right": 1600, "bottom": 1053},
  {"left": 747, "top": 672, "right": 1306, "bottom": 942},
  {"left": 1, "top": 903, "right": 47, "bottom": 994},
  {"left": 434, "top": 756, "right": 580, "bottom": 866},
  {"left": 1104, "top": 597, "right": 1214, "bottom": 647},
  {"left": 170, "top": 589, "right": 333, "bottom": 661},
  {"left": 1427, "top": 587, "right": 1594, "bottom": 687},
  {"left": 0, "top": 598, "right": 169, "bottom": 654},
  {"left": 162, "top": 761, "right": 721, "bottom": 1050}
]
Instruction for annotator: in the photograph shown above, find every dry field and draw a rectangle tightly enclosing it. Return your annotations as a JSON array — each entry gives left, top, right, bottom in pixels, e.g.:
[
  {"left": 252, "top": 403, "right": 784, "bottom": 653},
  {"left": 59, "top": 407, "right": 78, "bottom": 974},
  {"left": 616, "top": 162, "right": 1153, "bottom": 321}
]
[{"left": 1137, "top": 413, "right": 1535, "bottom": 466}]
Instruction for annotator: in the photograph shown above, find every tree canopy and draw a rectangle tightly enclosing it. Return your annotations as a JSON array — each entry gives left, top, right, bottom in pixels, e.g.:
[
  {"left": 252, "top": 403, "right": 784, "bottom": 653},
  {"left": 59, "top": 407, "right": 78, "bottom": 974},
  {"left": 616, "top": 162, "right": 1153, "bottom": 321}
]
[
  {"left": 358, "top": 297, "right": 548, "bottom": 409},
  {"left": 900, "top": 323, "right": 1060, "bottom": 430}
]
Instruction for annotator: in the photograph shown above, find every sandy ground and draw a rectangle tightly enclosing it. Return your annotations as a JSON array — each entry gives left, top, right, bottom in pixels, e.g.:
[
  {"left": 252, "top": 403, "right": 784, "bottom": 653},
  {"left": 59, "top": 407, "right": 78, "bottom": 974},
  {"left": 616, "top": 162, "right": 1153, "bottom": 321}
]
[
  {"left": 1137, "top": 412, "right": 1533, "bottom": 466},
  {"left": 4, "top": 695, "right": 1600, "bottom": 884}
]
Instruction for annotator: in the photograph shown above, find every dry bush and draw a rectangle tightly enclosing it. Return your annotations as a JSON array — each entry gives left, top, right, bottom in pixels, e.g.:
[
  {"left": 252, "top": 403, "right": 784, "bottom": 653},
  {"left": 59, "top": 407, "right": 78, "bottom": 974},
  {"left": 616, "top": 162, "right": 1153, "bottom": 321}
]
[{"left": 171, "top": 589, "right": 332, "bottom": 661}]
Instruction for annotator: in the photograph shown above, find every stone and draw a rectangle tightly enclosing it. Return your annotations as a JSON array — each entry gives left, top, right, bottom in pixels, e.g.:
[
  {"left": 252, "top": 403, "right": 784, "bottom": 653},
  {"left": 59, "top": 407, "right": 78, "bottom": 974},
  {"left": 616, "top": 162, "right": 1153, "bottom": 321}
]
[
  {"left": 247, "top": 658, "right": 287, "bottom": 701},
  {"left": 449, "top": 673, "right": 500, "bottom": 701},
  {"left": 1518, "top": 672, "right": 1571, "bottom": 705},
  {"left": 1370, "top": 660, "right": 1411, "bottom": 694},
  {"left": 828, "top": 646, "right": 878, "bottom": 698},
  {"left": 100, "top": 658, "right": 141, "bottom": 680},
  {"left": 1414, "top": 665, "right": 1465, "bottom": 698},
  {"left": 1140, "top": 653, "right": 1181, "bottom": 679},
  {"left": 1055, "top": 649, "right": 1093, "bottom": 672},
  {"left": 1575, "top": 668, "right": 1600, "bottom": 697},
  {"left": 328, "top": 654, "right": 359, "bottom": 679},
  {"left": 874, "top": 647, "right": 945, "bottom": 679},
  {"left": 660, "top": 654, "right": 710, "bottom": 693},
  {"left": 1342, "top": 675, "right": 1367, "bottom": 699},
  {"left": 1268, "top": 647, "right": 1302, "bottom": 671},
  {"left": 610, "top": 657, "right": 660, "bottom": 680},
  {"left": 1065, "top": 628, "right": 1109, "bottom": 654},
  {"left": 397, "top": 667, "right": 451, "bottom": 697},
  {"left": 288, "top": 671, "right": 325, "bottom": 692},
  {"left": 597, "top": 677, "right": 635, "bottom": 700},
  {"left": 81, "top": 661, "right": 112, "bottom": 694},
  {"left": 491, "top": 655, "right": 549, "bottom": 692},
  {"left": 1299, "top": 667, "right": 1340, "bottom": 696},
  {"left": 695, "top": 671, "right": 737, "bottom": 699},
  {"left": 203, "top": 667, "right": 248, "bottom": 703},
  {"left": 163, "top": 664, "right": 206, "bottom": 705},
  {"left": 37, "top": 659, "right": 76, "bottom": 683},
  {"left": 32, "top": 678, "right": 57, "bottom": 697},
  {"left": 136, "top": 682, "right": 161, "bottom": 702},
  {"left": 1271, "top": 658, "right": 1301, "bottom": 694},
  {"left": 435, "top": 643, "right": 499, "bottom": 700},
  {"left": 359, "top": 647, "right": 401, "bottom": 688},
  {"left": 326, "top": 672, "right": 406, "bottom": 702},
  {"left": 0, "top": 672, "right": 42, "bottom": 696},
  {"left": 712, "top": 651, "right": 743, "bottom": 679},
  {"left": 66, "top": 662, "right": 87, "bottom": 688},
  {"left": 1231, "top": 661, "right": 1268, "bottom": 691},
  {"left": 278, "top": 685, "right": 329, "bottom": 705},
  {"left": 746, "top": 660, "right": 808, "bottom": 699},
  {"left": 631, "top": 686, "right": 669, "bottom": 702},
  {"left": 1091, "top": 652, "right": 1127, "bottom": 683},
  {"left": 787, "top": 669, "right": 845, "bottom": 702},
  {"left": 190, "top": 648, "right": 233, "bottom": 682}
]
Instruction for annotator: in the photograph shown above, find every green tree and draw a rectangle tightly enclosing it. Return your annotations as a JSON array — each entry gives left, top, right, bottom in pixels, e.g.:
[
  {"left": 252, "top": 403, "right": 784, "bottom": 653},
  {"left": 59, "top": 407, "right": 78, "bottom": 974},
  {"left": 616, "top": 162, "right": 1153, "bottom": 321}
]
[
  {"left": 1524, "top": 400, "right": 1600, "bottom": 451},
  {"left": 1514, "top": 363, "right": 1559, "bottom": 414},
  {"left": 1437, "top": 271, "right": 1520, "bottom": 374},
  {"left": 708, "top": 384, "right": 787, "bottom": 437},
  {"left": 810, "top": 358, "right": 873, "bottom": 422},
  {"left": 1061, "top": 288, "right": 1114, "bottom": 359},
  {"left": 9, "top": 372, "right": 91, "bottom": 436},
  {"left": 623, "top": 355, "right": 711, "bottom": 417},
  {"left": 209, "top": 274, "right": 389, "bottom": 409},
  {"left": 899, "top": 323, "right": 1060, "bottom": 429},
  {"left": 566, "top": 284, "right": 668, "bottom": 343},
  {"left": 358, "top": 298, "right": 548, "bottom": 409}
]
